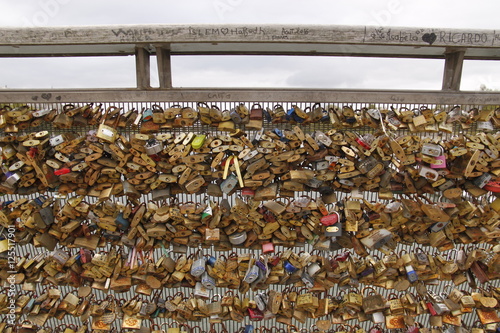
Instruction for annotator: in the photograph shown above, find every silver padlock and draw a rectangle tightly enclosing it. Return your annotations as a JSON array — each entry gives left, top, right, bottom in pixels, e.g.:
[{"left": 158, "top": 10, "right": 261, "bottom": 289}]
[
  {"left": 307, "top": 262, "right": 321, "bottom": 276},
  {"left": 201, "top": 271, "right": 216, "bottom": 290},
  {"left": 51, "top": 248, "right": 70, "bottom": 265},
  {"left": 49, "top": 135, "right": 65, "bottom": 146},
  {"left": 366, "top": 108, "right": 381, "bottom": 120},
  {"left": 190, "top": 258, "right": 206, "bottom": 277},
  {"left": 228, "top": 231, "right": 247, "bottom": 245},
  {"left": 32, "top": 108, "right": 53, "bottom": 117},
  {"left": 151, "top": 188, "right": 170, "bottom": 202},
  {"left": 315, "top": 131, "right": 332, "bottom": 146},
  {"left": 244, "top": 264, "right": 260, "bottom": 283},
  {"left": 421, "top": 143, "right": 444, "bottom": 157},
  {"left": 371, "top": 311, "right": 385, "bottom": 324},
  {"left": 194, "top": 282, "right": 210, "bottom": 298},
  {"left": 221, "top": 109, "right": 231, "bottom": 121},
  {"left": 433, "top": 301, "right": 450, "bottom": 315},
  {"left": 472, "top": 173, "right": 492, "bottom": 188},
  {"left": 255, "top": 293, "right": 268, "bottom": 312},
  {"left": 419, "top": 165, "right": 439, "bottom": 181},
  {"left": 315, "top": 160, "right": 330, "bottom": 170},
  {"left": 301, "top": 271, "right": 315, "bottom": 288},
  {"left": 4, "top": 171, "right": 20, "bottom": 186},
  {"left": 360, "top": 229, "right": 393, "bottom": 250},
  {"left": 145, "top": 139, "right": 163, "bottom": 155},
  {"left": 477, "top": 121, "right": 494, "bottom": 132},
  {"left": 230, "top": 108, "right": 242, "bottom": 124},
  {"left": 220, "top": 174, "right": 238, "bottom": 194}
]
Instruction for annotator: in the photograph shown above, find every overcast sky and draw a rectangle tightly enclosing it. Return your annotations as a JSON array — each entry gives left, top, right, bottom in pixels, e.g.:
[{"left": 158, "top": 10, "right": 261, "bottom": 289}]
[{"left": 1, "top": 0, "right": 500, "bottom": 90}]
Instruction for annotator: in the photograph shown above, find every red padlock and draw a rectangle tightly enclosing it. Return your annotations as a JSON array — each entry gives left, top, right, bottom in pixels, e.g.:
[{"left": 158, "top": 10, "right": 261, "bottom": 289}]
[
  {"left": 79, "top": 248, "right": 92, "bottom": 264},
  {"left": 263, "top": 211, "right": 276, "bottom": 223},
  {"left": 248, "top": 308, "right": 264, "bottom": 321},
  {"left": 356, "top": 137, "right": 371, "bottom": 150},
  {"left": 269, "top": 253, "right": 281, "bottom": 267},
  {"left": 426, "top": 302, "right": 437, "bottom": 316},
  {"left": 54, "top": 168, "right": 71, "bottom": 176},
  {"left": 321, "top": 212, "right": 339, "bottom": 226},
  {"left": 334, "top": 251, "right": 350, "bottom": 262},
  {"left": 241, "top": 188, "right": 255, "bottom": 196},
  {"left": 406, "top": 325, "right": 420, "bottom": 333}
]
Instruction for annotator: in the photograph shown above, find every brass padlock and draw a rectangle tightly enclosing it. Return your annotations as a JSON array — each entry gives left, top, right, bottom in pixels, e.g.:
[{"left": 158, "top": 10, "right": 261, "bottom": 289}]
[{"left": 96, "top": 106, "right": 120, "bottom": 143}]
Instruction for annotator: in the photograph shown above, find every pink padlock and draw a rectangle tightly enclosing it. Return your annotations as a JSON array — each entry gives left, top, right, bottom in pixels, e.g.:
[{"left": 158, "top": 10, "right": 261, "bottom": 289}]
[
  {"left": 430, "top": 155, "right": 447, "bottom": 169},
  {"left": 262, "top": 242, "right": 275, "bottom": 254}
]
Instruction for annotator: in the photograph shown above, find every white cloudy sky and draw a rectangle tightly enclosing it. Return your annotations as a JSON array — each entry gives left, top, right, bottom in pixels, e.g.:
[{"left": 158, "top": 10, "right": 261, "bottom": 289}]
[{"left": 1, "top": 0, "right": 500, "bottom": 90}]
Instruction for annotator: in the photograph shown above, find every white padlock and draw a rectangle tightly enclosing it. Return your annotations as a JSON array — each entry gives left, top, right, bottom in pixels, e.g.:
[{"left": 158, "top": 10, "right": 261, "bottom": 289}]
[{"left": 419, "top": 165, "right": 439, "bottom": 181}]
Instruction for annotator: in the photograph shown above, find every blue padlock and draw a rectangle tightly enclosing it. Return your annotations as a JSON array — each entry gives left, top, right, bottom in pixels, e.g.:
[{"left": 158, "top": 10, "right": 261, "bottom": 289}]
[
  {"left": 405, "top": 264, "right": 418, "bottom": 283},
  {"left": 115, "top": 212, "right": 130, "bottom": 231},
  {"left": 244, "top": 325, "right": 254, "bottom": 333},
  {"left": 33, "top": 195, "right": 47, "bottom": 207},
  {"left": 206, "top": 255, "right": 217, "bottom": 267},
  {"left": 262, "top": 108, "right": 272, "bottom": 122},
  {"left": 142, "top": 108, "right": 153, "bottom": 121},
  {"left": 284, "top": 260, "right": 298, "bottom": 273}
]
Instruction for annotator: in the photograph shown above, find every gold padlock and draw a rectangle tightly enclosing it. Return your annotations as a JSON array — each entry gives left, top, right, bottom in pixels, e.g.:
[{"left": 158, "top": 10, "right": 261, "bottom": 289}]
[{"left": 96, "top": 106, "right": 120, "bottom": 143}]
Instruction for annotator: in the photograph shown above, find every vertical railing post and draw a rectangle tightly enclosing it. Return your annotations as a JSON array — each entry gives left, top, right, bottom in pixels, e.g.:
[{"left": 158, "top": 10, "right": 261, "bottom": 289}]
[
  {"left": 156, "top": 45, "right": 173, "bottom": 89},
  {"left": 135, "top": 46, "right": 151, "bottom": 89}
]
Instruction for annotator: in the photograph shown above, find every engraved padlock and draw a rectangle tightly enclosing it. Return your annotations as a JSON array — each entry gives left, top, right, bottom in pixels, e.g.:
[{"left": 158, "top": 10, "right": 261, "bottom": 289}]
[
  {"left": 201, "top": 271, "right": 216, "bottom": 290},
  {"left": 255, "top": 293, "right": 268, "bottom": 312},
  {"left": 244, "top": 264, "right": 260, "bottom": 283},
  {"left": 357, "top": 156, "right": 379, "bottom": 174},
  {"left": 194, "top": 282, "right": 210, "bottom": 298},
  {"left": 190, "top": 257, "right": 206, "bottom": 278},
  {"left": 325, "top": 223, "right": 342, "bottom": 237},
  {"left": 405, "top": 264, "right": 418, "bottom": 283},
  {"left": 360, "top": 229, "right": 393, "bottom": 250},
  {"left": 476, "top": 121, "right": 494, "bottom": 132}
]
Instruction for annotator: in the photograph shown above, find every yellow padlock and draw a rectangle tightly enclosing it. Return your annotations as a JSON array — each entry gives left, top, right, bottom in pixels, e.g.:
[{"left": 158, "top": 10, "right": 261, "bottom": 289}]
[
  {"left": 0, "top": 239, "right": 9, "bottom": 253},
  {"left": 492, "top": 197, "right": 500, "bottom": 213}
]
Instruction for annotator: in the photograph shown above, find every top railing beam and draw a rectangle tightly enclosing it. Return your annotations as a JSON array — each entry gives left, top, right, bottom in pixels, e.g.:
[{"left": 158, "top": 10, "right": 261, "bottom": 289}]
[{"left": 0, "top": 25, "right": 499, "bottom": 59}]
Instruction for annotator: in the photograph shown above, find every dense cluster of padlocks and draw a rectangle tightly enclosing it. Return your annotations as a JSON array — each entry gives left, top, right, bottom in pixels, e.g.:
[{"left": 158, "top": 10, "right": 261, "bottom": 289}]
[
  {"left": 0, "top": 103, "right": 498, "bottom": 133},
  {"left": 0, "top": 104, "right": 499, "bottom": 199},
  {"left": 1, "top": 195, "right": 499, "bottom": 260},
  {"left": 2, "top": 273, "right": 500, "bottom": 332},
  {"left": 0, "top": 102, "right": 499, "bottom": 333}
]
